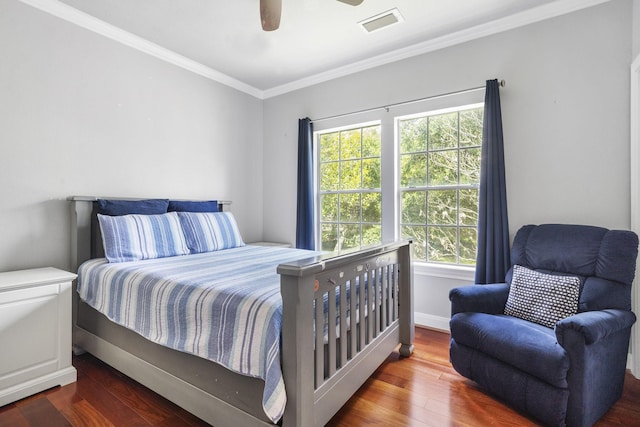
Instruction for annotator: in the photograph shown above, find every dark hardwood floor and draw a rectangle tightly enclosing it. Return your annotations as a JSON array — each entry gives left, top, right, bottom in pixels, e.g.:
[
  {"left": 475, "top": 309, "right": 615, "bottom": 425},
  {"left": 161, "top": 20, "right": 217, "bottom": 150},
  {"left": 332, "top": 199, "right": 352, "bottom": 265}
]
[{"left": 1, "top": 327, "right": 639, "bottom": 426}]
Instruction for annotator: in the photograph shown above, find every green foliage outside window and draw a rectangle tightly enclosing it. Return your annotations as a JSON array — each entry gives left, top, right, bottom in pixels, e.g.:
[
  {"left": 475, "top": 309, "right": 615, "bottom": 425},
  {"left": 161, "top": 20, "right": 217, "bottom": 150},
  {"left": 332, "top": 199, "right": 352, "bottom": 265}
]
[
  {"left": 317, "top": 105, "right": 482, "bottom": 263},
  {"left": 400, "top": 107, "right": 483, "bottom": 265},
  {"left": 319, "top": 125, "right": 381, "bottom": 252}
]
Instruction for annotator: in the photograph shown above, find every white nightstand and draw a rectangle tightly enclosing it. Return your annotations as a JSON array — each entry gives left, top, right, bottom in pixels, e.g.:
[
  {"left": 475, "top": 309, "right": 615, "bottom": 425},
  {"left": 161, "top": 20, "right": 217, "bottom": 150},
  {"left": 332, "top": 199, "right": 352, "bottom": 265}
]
[
  {"left": 248, "top": 241, "right": 292, "bottom": 248},
  {"left": 0, "top": 267, "right": 77, "bottom": 406}
]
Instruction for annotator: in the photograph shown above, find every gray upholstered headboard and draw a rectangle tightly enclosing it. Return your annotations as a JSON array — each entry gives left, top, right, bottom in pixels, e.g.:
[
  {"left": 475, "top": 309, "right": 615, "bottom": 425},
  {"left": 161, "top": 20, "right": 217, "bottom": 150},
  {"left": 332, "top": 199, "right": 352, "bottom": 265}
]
[{"left": 69, "top": 196, "right": 231, "bottom": 271}]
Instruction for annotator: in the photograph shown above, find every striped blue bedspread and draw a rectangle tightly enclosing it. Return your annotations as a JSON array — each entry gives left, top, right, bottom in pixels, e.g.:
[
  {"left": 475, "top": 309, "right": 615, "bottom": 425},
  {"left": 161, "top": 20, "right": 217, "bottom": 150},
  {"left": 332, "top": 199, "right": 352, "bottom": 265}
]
[{"left": 77, "top": 245, "right": 317, "bottom": 423}]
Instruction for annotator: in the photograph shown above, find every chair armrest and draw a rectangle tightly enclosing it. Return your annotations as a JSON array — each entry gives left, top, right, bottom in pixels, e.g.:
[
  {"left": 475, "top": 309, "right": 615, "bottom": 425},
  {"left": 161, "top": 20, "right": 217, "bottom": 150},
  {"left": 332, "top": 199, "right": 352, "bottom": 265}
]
[
  {"left": 449, "top": 283, "right": 510, "bottom": 316},
  {"left": 555, "top": 309, "right": 637, "bottom": 345}
]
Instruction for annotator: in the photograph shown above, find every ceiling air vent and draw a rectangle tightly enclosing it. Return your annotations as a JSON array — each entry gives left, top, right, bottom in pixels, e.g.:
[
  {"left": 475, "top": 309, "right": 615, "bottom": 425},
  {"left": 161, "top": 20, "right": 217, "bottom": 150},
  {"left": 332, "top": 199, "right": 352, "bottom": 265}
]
[{"left": 359, "top": 8, "right": 404, "bottom": 33}]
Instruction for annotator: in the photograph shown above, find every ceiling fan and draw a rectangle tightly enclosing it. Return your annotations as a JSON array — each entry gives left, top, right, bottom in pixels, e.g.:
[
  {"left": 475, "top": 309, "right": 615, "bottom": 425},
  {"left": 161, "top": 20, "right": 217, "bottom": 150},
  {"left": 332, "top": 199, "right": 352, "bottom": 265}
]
[{"left": 260, "top": 0, "right": 364, "bottom": 31}]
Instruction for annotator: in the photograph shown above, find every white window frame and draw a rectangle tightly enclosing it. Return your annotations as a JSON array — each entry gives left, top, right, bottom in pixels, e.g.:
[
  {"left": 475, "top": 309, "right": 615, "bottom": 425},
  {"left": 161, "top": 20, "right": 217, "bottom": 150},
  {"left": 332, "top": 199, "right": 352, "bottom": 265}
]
[
  {"left": 314, "top": 88, "right": 485, "bottom": 273},
  {"left": 396, "top": 102, "right": 484, "bottom": 266},
  {"left": 315, "top": 120, "right": 383, "bottom": 252}
]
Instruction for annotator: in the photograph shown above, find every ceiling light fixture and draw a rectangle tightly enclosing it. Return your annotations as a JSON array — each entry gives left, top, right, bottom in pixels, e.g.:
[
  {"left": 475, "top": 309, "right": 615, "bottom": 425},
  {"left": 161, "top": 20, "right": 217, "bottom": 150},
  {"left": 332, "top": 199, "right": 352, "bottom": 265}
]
[
  {"left": 262, "top": 0, "right": 365, "bottom": 31},
  {"left": 359, "top": 8, "right": 404, "bottom": 33}
]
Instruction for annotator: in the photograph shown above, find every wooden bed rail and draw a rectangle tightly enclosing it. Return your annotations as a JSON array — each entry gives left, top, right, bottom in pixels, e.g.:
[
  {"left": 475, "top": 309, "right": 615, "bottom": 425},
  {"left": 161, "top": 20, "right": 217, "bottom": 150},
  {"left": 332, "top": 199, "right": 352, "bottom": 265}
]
[{"left": 278, "top": 241, "right": 414, "bottom": 427}]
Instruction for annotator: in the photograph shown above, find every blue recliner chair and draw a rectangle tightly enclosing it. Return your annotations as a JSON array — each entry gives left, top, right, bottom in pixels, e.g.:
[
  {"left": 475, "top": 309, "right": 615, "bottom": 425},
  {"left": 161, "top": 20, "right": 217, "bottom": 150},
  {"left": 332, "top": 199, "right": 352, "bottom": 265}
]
[{"left": 449, "top": 224, "right": 638, "bottom": 427}]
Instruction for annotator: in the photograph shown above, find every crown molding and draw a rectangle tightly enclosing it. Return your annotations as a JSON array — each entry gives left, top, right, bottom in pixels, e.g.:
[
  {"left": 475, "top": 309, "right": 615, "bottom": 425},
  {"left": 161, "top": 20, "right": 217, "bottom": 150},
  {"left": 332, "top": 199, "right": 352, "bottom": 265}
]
[
  {"left": 18, "top": 0, "right": 264, "bottom": 99},
  {"left": 20, "top": 0, "right": 612, "bottom": 100},
  {"left": 263, "top": 0, "right": 613, "bottom": 98}
]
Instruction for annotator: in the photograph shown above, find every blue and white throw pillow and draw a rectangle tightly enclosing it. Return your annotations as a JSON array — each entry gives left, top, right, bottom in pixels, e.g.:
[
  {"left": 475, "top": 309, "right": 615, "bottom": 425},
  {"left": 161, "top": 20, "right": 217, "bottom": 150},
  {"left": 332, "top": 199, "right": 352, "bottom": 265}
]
[
  {"left": 177, "top": 211, "right": 245, "bottom": 253},
  {"left": 504, "top": 265, "right": 580, "bottom": 328},
  {"left": 98, "top": 212, "right": 190, "bottom": 263}
]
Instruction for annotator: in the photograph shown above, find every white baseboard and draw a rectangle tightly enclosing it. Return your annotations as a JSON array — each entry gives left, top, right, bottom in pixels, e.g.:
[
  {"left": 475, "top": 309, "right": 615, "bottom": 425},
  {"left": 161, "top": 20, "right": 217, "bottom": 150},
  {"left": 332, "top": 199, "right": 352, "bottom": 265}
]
[
  {"left": 414, "top": 312, "right": 450, "bottom": 332},
  {"left": 0, "top": 367, "right": 76, "bottom": 407}
]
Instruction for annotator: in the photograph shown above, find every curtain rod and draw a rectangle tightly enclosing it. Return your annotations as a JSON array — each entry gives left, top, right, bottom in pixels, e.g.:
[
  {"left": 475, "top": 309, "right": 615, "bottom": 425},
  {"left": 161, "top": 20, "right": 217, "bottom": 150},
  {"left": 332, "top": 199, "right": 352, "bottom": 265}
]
[{"left": 310, "top": 79, "right": 505, "bottom": 124}]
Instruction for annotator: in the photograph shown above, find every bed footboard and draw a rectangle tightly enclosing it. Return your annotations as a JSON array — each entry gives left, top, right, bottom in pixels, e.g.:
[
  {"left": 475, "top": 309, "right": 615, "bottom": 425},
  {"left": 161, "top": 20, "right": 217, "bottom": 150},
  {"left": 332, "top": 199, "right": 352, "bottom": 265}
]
[{"left": 278, "top": 241, "right": 413, "bottom": 427}]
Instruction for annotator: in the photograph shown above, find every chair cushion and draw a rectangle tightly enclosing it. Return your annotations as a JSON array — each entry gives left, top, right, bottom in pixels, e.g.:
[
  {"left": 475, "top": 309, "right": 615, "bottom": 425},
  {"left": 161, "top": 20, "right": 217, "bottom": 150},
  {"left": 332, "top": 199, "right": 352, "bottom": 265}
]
[
  {"left": 450, "top": 312, "right": 569, "bottom": 388},
  {"left": 504, "top": 265, "right": 580, "bottom": 328}
]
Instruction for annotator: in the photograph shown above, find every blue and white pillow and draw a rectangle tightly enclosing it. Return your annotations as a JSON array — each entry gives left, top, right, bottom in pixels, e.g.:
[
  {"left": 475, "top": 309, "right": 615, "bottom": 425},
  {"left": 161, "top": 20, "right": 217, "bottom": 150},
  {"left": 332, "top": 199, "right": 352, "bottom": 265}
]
[
  {"left": 98, "top": 212, "right": 190, "bottom": 263},
  {"left": 177, "top": 212, "right": 245, "bottom": 253},
  {"left": 504, "top": 265, "right": 580, "bottom": 328}
]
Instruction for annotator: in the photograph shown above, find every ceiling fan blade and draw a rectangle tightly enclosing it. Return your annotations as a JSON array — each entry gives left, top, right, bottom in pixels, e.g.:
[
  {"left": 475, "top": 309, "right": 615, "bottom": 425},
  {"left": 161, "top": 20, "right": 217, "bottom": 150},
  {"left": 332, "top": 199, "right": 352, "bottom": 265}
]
[
  {"left": 337, "top": 0, "right": 364, "bottom": 5},
  {"left": 260, "top": 0, "right": 281, "bottom": 31}
]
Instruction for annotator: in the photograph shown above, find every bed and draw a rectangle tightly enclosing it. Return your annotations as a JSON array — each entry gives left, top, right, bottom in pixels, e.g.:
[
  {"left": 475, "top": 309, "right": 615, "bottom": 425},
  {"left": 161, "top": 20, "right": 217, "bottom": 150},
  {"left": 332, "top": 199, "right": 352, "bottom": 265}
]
[{"left": 69, "top": 196, "right": 414, "bottom": 427}]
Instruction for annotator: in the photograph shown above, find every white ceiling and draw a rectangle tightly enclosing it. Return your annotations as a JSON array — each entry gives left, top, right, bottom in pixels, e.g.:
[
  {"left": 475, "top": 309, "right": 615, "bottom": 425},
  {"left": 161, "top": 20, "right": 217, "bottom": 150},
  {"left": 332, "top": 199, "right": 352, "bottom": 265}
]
[{"left": 22, "top": 0, "right": 610, "bottom": 98}]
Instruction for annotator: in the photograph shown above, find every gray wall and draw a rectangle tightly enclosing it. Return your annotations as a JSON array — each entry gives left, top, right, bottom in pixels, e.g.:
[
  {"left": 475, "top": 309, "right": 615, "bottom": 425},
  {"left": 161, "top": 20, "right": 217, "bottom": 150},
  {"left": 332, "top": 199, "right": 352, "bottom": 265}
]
[
  {"left": 635, "top": 0, "right": 640, "bottom": 58},
  {"left": 262, "top": 1, "right": 634, "bottom": 326},
  {"left": 0, "top": 1, "right": 264, "bottom": 272}
]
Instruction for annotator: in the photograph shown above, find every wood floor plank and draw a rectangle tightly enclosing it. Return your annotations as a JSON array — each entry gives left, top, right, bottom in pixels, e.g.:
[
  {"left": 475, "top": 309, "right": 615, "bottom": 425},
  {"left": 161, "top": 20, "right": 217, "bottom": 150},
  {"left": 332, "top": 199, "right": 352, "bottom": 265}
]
[
  {"left": 16, "top": 397, "right": 71, "bottom": 427},
  {"left": 74, "top": 354, "right": 178, "bottom": 424},
  {"left": 154, "top": 413, "right": 211, "bottom": 427},
  {"left": 74, "top": 373, "right": 151, "bottom": 426},
  {"left": 46, "top": 380, "right": 83, "bottom": 411},
  {"left": 0, "top": 403, "right": 16, "bottom": 415},
  {"left": 0, "top": 406, "right": 29, "bottom": 427},
  {"left": 60, "top": 399, "right": 114, "bottom": 427},
  {"left": 327, "top": 394, "right": 432, "bottom": 427},
  {"left": 1, "top": 327, "right": 639, "bottom": 426}
]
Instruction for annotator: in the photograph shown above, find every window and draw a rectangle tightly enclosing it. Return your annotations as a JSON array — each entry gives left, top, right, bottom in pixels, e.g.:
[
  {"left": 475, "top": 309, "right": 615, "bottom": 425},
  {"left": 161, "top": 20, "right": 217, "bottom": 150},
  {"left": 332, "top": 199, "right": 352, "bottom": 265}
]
[
  {"left": 318, "top": 124, "right": 382, "bottom": 252},
  {"left": 399, "top": 105, "right": 483, "bottom": 265},
  {"left": 315, "top": 90, "right": 484, "bottom": 268}
]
